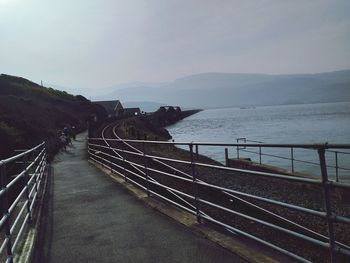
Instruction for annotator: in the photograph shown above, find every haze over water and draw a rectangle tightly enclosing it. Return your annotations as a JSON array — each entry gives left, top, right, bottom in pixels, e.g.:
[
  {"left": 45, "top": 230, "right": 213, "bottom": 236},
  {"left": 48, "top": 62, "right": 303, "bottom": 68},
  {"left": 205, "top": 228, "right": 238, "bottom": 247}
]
[{"left": 167, "top": 102, "right": 350, "bottom": 182}]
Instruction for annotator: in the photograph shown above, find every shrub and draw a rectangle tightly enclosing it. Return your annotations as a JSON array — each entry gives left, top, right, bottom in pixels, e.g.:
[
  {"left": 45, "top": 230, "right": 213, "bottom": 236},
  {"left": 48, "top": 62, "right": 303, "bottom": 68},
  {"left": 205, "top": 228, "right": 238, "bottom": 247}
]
[{"left": 0, "top": 121, "right": 23, "bottom": 144}]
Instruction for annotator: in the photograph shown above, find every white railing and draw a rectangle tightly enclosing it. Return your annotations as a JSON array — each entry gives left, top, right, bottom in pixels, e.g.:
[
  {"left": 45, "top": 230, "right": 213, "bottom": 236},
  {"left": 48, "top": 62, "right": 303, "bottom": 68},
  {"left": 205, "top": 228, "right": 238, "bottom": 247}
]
[
  {"left": 0, "top": 142, "right": 49, "bottom": 263},
  {"left": 88, "top": 137, "right": 350, "bottom": 262}
]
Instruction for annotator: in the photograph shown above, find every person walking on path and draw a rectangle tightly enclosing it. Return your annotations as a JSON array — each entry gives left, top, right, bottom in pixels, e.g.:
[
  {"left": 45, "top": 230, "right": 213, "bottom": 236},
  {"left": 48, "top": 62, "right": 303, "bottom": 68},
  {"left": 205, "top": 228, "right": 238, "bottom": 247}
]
[
  {"left": 63, "top": 125, "right": 72, "bottom": 145},
  {"left": 59, "top": 132, "right": 67, "bottom": 151}
]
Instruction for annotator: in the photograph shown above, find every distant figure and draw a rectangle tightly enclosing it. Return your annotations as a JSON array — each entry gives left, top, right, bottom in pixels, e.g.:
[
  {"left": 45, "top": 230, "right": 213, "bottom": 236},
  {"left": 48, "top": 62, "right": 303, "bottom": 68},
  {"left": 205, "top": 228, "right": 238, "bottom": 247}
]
[
  {"left": 63, "top": 126, "right": 68, "bottom": 136},
  {"left": 59, "top": 132, "right": 67, "bottom": 151},
  {"left": 72, "top": 126, "right": 76, "bottom": 140},
  {"left": 63, "top": 125, "right": 72, "bottom": 145}
]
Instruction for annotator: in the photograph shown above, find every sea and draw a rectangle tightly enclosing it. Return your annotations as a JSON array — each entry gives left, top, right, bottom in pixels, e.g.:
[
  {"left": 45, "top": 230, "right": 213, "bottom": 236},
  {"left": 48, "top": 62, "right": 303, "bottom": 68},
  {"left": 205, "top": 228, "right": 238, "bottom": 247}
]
[{"left": 166, "top": 102, "right": 350, "bottom": 183}]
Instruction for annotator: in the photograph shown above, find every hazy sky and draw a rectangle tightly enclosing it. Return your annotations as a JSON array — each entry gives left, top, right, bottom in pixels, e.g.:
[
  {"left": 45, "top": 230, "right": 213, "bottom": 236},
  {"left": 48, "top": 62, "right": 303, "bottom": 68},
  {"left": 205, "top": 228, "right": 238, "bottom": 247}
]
[{"left": 1, "top": 0, "right": 350, "bottom": 89}]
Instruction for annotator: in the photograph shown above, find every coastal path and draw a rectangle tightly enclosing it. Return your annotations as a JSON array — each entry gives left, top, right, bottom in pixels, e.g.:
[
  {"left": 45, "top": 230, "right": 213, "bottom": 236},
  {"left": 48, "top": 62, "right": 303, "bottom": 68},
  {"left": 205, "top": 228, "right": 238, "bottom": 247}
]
[{"left": 33, "top": 132, "right": 246, "bottom": 263}]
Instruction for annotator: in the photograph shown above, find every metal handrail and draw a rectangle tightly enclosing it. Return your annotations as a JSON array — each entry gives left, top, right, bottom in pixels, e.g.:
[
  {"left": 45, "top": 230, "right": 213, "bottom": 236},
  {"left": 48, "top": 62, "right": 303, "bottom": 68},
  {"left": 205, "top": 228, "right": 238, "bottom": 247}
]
[
  {"left": 0, "top": 142, "right": 48, "bottom": 262},
  {"left": 90, "top": 141, "right": 350, "bottom": 190},
  {"left": 89, "top": 137, "right": 350, "bottom": 149},
  {"left": 88, "top": 137, "right": 350, "bottom": 262},
  {"left": 88, "top": 144, "right": 350, "bottom": 248},
  {"left": 88, "top": 142, "right": 325, "bottom": 185},
  {"left": 239, "top": 147, "right": 350, "bottom": 171},
  {"left": 0, "top": 142, "right": 45, "bottom": 166},
  {"left": 90, "top": 137, "right": 350, "bottom": 182}
]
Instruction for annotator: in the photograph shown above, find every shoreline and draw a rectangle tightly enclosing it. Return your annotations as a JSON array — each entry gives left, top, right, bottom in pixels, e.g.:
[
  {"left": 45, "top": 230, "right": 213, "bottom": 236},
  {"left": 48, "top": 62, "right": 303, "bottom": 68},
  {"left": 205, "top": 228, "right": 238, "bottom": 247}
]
[{"left": 190, "top": 100, "right": 350, "bottom": 111}]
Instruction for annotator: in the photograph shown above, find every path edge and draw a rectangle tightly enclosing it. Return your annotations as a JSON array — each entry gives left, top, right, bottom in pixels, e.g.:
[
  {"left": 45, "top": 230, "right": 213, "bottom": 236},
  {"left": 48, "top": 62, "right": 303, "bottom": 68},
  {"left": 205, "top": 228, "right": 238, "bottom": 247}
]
[{"left": 89, "top": 159, "right": 284, "bottom": 263}]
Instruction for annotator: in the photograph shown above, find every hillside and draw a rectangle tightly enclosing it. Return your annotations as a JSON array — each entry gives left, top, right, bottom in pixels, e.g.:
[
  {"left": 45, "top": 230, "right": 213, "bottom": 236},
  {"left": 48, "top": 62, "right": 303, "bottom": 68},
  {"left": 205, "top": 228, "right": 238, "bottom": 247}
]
[
  {"left": 96, "top": 70, "right": 350, "bottom": 108},
  {"left": 0, "top": 74, "right": 106, "bottom": 159}
]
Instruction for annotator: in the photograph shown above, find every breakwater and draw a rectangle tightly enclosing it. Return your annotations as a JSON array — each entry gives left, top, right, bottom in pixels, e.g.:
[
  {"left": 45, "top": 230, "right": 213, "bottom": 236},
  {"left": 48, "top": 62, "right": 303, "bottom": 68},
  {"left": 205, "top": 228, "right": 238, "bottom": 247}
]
[{"left": 144, "top": 108, "right": 202, "bottom": 128}]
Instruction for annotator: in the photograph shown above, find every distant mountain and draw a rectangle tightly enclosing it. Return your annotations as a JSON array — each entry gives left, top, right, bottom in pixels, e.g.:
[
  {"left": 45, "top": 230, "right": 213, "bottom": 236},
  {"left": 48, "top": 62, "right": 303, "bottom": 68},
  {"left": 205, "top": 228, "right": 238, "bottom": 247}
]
[{"left": 97, "top": 70, "right": 350, "bottom": 108}]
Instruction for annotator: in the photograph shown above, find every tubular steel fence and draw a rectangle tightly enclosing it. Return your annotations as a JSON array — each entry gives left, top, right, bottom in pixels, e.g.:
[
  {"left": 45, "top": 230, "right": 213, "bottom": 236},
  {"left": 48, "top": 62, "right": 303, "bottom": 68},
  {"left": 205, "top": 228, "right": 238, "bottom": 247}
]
[
  {"left": 88, "top": 137, "right": 350, "bottom": 263},
  {"left": 235, "top": 138, "right": 350, "bottom": 182},
  {"left": 0, "top": 142, "right": 48, "bottom": 263}
]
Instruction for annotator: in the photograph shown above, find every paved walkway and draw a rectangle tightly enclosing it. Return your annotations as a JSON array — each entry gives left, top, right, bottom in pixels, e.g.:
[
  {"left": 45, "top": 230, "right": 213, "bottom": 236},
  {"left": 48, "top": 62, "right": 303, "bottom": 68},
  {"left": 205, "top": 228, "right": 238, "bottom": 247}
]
[{"left": 34, "top": 133, "right": 246, "bottom": 263}]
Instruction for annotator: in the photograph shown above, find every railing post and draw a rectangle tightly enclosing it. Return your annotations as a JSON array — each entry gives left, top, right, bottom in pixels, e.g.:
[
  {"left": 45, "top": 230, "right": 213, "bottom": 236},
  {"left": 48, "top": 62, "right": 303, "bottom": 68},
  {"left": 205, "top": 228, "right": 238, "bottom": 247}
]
[
  {"left": 143, "top": 142, "right": 150, "bottom": 197},
  {"left": 225, "top": 148, "right": 229, "bottom": 167},
  {"left": 35, "top": 163, "right": 41, "bottom": 200},
  {"left": 37, "top": 144, "right": 46, "bottom": 199},
  {"left": 291, "top": 147, "right": 294, "bottom": 173},
  {"left": 122, "top": 148, "right": 127, "bottom": 183},
  {"left": 236, "top": 139, "right": 240, "bottom": 159},
  {"left": 109, "top": 145, "right": 113, "bottom": 174},
  {"left": 195, "top": 144, "right": 199, "bottom": 160},
  {"left": 189, "top": 144, "right": 201, "bottom": 223},
  {"left": 318, "top": 148, "right": 336, "bottom": 262},
  {"left": 335, "top": 152, "right": 339, "bottom": 182},
  {"left": 35, "top": 144, "right": 43, "bottom": 199},
  {"left": 23, "top": 155, "right": 32, "bottom": 221},
  {"left": 34, "top": 153, "right": 40, "bottom": 201},
  {"left": 259, "top": 146, "right": 262, "bottom": 165},
  {"left": 0, "top": 164, "right": 13, "bottom": 263}
]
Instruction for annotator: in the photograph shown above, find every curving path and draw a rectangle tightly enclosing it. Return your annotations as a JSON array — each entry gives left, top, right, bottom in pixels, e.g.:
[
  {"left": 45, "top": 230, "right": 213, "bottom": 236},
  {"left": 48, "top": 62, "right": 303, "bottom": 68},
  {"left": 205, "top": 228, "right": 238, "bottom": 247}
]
[{"left": 33, "top": 132, "right": 246, "bottom": 263}]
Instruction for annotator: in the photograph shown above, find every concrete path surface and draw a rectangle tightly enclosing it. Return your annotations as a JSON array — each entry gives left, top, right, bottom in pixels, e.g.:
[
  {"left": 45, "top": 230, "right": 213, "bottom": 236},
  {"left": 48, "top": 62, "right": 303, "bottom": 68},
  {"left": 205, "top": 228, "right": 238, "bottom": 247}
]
[{"left": 33, "top": 133, "right": 246, "bottom": 263}]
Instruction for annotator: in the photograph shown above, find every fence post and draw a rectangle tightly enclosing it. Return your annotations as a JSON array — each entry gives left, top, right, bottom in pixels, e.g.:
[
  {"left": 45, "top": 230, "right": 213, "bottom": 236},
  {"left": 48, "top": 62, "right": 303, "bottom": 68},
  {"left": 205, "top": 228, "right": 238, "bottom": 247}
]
[
  {"left": 335, "top": 152, "right": 339, "bottom": 183},
  {"left": 259, "top": 146, "right": 262, "bottom": 165},
  {"left": 122, "top": 148, "right": 127, "bottom": 183},
  {"left": 34, "top": 151, "right": 40, "bottom": 200},
  {"left": 143, "top": 142, "right": 150, "bottom": 197},
  {"left": 37, "top": 144, "right": 46, "bottom": 199},
  {"left": 291, "top": 147, "right": 294, "bottom": 173},
  {"left": 195, "top": 144, "right": 199, "bottom": 160},
  {"left": 236, "top": 139, "right": 240, "bottom": 159},
  {"left": 23, "top": 155, "right": 32, "bottom": 222},
  {"left": 318, "top": 148, "right": 335, "bottom": 262},
  {"left": 225, "top": 148, "right": 229, "bottom": 167},
  {"left": 189, "top": 144, "right": 201, "bottom": 223},
  {"left": 0, "top": 164, "right": 13, "bottom": 263},
  {"left": 35, "top": 162, "right": 41, "bottom": 200},
  {"left": 107, "top": 144, "right": 113, "bottom": 174}
]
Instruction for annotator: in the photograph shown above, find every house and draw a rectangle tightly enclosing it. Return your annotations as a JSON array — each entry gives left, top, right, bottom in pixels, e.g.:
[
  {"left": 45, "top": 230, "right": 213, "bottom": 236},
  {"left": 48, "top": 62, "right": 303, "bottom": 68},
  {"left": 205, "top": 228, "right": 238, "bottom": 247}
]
[{"left": 93, "top": 100, "right": 124, "bottom": 118}]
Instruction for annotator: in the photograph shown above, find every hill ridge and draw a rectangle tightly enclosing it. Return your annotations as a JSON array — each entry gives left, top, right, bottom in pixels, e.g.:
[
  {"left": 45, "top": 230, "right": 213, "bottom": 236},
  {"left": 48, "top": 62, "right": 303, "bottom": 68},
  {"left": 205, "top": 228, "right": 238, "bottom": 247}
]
[{"left": 0, "top": 74, "right": 106, "bottom": 159}]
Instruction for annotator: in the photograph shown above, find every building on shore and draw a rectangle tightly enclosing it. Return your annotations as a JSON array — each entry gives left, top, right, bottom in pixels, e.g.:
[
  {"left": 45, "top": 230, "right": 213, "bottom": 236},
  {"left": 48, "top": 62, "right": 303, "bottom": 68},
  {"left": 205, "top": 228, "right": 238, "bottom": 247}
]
[
  {"left": 93, "top": 100, "right": 142, "bottom": 119},
  {"left": 93, "top": 100, "right": 124, "bottom": 118}
]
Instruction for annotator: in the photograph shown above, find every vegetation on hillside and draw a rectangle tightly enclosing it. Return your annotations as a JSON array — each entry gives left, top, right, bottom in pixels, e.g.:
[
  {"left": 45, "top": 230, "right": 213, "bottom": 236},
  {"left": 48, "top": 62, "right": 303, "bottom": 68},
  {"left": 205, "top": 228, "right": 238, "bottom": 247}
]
[{"left": 0, "top": 74, "right": 106, "bottom": 159}]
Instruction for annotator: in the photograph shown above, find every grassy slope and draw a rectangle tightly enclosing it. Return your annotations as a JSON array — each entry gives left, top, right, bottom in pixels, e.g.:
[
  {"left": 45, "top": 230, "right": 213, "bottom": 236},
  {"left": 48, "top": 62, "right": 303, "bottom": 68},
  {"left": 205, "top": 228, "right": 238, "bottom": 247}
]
[{"left": 0, "top": 74, "right": 106, "bottom": 159}]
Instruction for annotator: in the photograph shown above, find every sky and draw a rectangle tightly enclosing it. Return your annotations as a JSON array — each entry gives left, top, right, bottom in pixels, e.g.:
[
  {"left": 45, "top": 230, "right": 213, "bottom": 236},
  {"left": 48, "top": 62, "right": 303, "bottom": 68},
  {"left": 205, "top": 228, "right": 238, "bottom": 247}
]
[{"left": 1, "top": 0, "right": 350, "bottom": 90}]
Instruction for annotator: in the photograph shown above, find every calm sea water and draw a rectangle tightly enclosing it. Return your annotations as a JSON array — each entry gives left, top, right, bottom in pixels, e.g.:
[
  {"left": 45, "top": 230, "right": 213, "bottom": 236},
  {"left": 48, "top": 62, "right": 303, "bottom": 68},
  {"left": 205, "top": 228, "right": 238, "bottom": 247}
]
[{"left": 167, "top": 102, "right": 350, "bottom": 182}]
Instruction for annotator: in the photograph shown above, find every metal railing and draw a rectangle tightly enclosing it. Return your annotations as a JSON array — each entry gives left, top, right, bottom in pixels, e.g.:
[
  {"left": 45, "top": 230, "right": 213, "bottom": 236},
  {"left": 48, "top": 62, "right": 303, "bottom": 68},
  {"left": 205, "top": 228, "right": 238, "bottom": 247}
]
[
  {"left": 235, "top": 138, "right": 350, "bottom": 182},
  {"left": 88, "top": 137, "right": 350, "bottom": 262},
  {"left": 0, "top": 142, "right": 48, "bottom": 263}
]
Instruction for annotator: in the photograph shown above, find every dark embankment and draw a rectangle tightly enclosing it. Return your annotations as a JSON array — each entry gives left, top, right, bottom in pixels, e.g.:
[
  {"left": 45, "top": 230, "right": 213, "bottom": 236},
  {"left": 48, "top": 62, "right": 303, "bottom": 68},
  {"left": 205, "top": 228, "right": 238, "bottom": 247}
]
[{"left": 0, "top": 74, "right": 106, "bottom": 160}]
